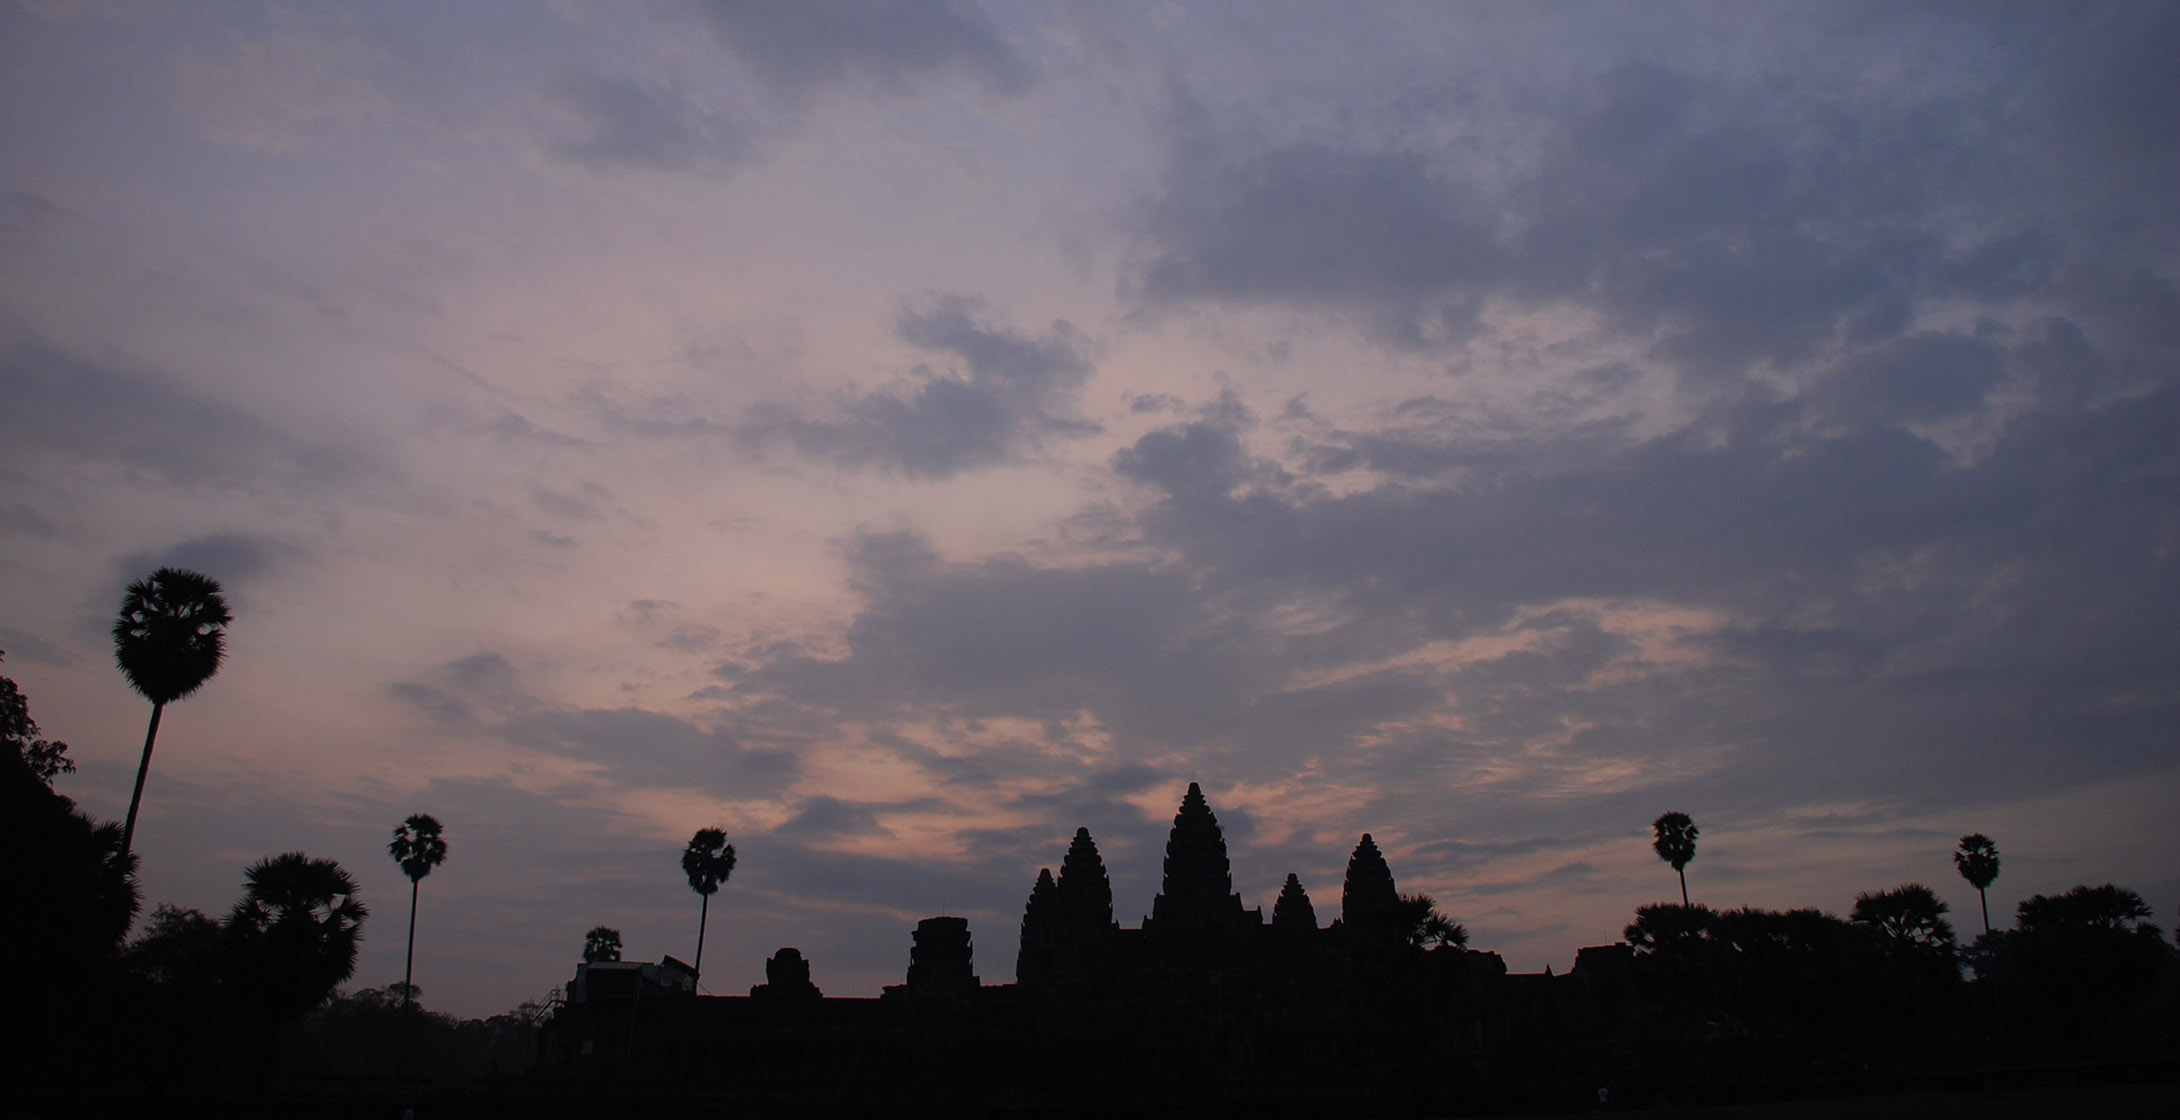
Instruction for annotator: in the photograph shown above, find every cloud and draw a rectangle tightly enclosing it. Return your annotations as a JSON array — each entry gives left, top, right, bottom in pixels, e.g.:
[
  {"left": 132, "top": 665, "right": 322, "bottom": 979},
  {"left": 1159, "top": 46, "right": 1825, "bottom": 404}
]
[
  {"left": 678, "top": 0, "right": 1030, "bottom": 102},
  {"left": 387, "top": 651, "right": 537, "bottom": 728},
  {"left": 742, "top": 530, "right": 1261, "bottom": 743},
  {"left": 0, "top": 336, "right": 369, "bottom": 492},
  {"left": 114, "top": 533, "right": 302, "bottom": 596},
  {"left": 1123, "top": 9, "right": 2178, "bottom": 396},
  {"left": 501, "top": 706, "right": 797, "bottom": 794},
  {"left": 0, "top": 627, "right": 69, "bottom": 666},
  {"left": 168, "top": 9, "right": 390, "bottom": 150},
  {"left": 772, "top": 795, "right": 897, "bottom": 840},
  {"left": 391, "top": 650, "right": 797, "bottom": 795},
  {"left": 1135, "top": 141, "right": 1502, "bottom": 345},
  {"left": 546, "top": 68, "right": 756, "bottom": 173},
  {"left": 746, "top": 294, "right": 1098, "bottom": 477},
  {"left": 1816, "top": 331, "right": 2004, "bottom": 426}
]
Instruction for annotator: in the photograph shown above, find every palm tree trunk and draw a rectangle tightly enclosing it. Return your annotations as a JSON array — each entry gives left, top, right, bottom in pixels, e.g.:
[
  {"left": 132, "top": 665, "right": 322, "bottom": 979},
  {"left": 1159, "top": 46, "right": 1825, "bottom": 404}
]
[
  {"left": 120, "top": 701, "right": 164, "bottom": 856},
  {"left": 694, "top": 892, "right": 710, "bottom": 980},
  {"left": 397, "top": 877, "right": 419, "bottom": 1083},
  {"left": 1978, "top": 887, "right": 1990, "bottom": 937},
  {"left": 1678, "top": 867, "right": 1689, "bottom": 908}
]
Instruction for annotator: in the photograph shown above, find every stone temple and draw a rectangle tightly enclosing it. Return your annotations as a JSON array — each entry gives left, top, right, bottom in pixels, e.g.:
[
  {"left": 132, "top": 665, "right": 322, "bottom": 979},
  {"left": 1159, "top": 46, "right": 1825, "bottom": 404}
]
[{"left": 539, "top": 781, "right": 1638, "bottom": 1106}]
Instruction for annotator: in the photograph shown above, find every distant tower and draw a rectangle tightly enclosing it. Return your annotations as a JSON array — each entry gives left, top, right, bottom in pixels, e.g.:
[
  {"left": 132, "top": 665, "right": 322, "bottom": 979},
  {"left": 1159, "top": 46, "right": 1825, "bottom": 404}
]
[
  {"left": 750, "top": 947, "right": 822, "bottom": 1003},
  {"left": 1272, "top": 873, "right": 1318, "bottom": 935},
  {"left": 1341, "top": 834, "right": 1398, "bottom": 933},
  {"left": 1054, "top": 827, "right": 1114, "bottom": 931},
  {"left": 906, "top": 916, "right": 979, "bottom": 999},
  {"left": 1016, "top": 867, "right": 1059, "bottom": 985},
  {"left": 1148, "top": 782, "right": 1250, "bottom": 939},
  {"left": 1020, "top": 827, "right": 1113, "bottom": 987}
]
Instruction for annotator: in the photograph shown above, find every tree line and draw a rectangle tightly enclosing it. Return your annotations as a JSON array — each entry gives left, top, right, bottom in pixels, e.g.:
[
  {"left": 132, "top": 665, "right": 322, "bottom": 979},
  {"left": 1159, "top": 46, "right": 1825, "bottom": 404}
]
[{"left": 1635, "top": 810, "right": 2172, "bottom": 1072}]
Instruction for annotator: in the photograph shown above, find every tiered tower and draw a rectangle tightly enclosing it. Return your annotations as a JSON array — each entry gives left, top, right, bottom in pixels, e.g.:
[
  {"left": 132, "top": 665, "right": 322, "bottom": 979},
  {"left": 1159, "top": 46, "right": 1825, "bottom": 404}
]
[
  {"left": 1147, "top": 782, "right": 1251, "bottom": 941},
  {"left": 1016, "top": 867, "right": 1059, "bottom": 982},
  {"left": 1018, "top": 827, "right": 1116, "bottom": 988},
  {"left": 1341, "top": 833, "right": 1398, "bottom": 935},
  {"left": 1272, "top": 873, "right": 1318, "bottom": 936},
  {"left": 905, "top": 916, "right": 979, "bottom": 999}
]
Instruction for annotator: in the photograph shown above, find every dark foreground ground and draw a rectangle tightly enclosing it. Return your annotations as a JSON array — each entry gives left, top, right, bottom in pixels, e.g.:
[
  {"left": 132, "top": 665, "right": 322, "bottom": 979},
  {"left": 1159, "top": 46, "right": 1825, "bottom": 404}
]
[
  {"left": 18, "top": 1078, "right": 2177, "bottom": 1120},
  {"left": 1477, "top": 1080, "right": 2170, "bottom": 1119}
]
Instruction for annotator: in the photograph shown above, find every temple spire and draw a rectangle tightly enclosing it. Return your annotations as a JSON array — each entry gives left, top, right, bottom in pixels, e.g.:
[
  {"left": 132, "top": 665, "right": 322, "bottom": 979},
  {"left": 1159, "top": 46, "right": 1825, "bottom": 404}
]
[
  {"left": 1055, "top": 827, "right": 1113, "bottom": 930},
  {"left": 1017, "top": 867, "right": 1058, "bottom": 984},
  {"left": 1341, "top": 833, "right": 1397, "bottom": 932},
  {"left": 1273, "top": 872, "right": 1317, "bottom": 934},
  {"left": 1149, "top": 782, "right": 1247, "bottom": 936}
]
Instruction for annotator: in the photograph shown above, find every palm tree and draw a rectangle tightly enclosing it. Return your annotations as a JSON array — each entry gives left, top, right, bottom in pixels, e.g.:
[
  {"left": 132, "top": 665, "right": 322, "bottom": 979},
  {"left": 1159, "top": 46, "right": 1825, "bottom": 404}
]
[
  {"left": 388, "top": 814, "right": 447, "bottom": 1082},
  {"left": 387, "top": 815, "right": 448, "bottom": 1011},
  {"left": 1392, "top": 892, "right": 1469, "bottom": 950},
  {"left": 681, "top": 827, "right": 736, "bottom": 982},
  {"left": 112, "top": 568, "right": 231, "bottom": 856},
  {"left": 225, "top": 852, "right": 368, "bottom": 1020},
  {"left": 583, "top": 925, "right": 623, "bottom": 963},
  {"left": 1851, "top": 883, "right": 1957, "bottom": 951},
  {"left": 1953, "top": 833, "right": 2000, "bottom": 936},
  {"left": 1653, "top": 811, "right": 1699, "bottom": 906}
]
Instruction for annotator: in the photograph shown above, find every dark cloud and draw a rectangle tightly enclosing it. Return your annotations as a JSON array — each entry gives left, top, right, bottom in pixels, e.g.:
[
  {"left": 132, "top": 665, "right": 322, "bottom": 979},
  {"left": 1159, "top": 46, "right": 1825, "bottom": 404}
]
[
  {"left": 1816, "top": 331, "right": 2004, "bottom": 425},
  {"left": 388, "top": 651, "right": 531, "bottom": 727},
  {"left": 0, "top": 335, "right": 368, "bottom": 492},
  {"left": 1135, "top": 141, "right": 1500, "bottom": 347},
  {"left": 0, "top": 627, "right": 68, "bottom": 666},
  {"left": 0, "top": 503, "right": 61, "bottom": 538},
  {"left": 1121, "top": 362, "right": 2179, "bottom": 808},
  {"left": 114, "top": 533, "right": 302, "bottom": 596},
  {"left": 1126, "top": 7, "right": 2177, "bottom": 396},
  {"left": 742, "top": 530, "right": 1259, "bottom": 742},
  {"left": 502, "top": 705, "right": 797, "bottom": 794},
  {"left": 679, "top": 0, "right": 1030, "bottom": 101},
  {"left": 392, "top": 650, "right": 797, "bottom": 795},
  {"left": 772, "top": 795, "right": 899, "bottom": 840},
  {"left": 546, "top": 68, "right": 755, "bottom": 173},
  {"left": 487, "top": 411, "right": 588, "bottom": 448},
  {"left": 745, "top": 294, "right": 1098, "bottom": 477}
]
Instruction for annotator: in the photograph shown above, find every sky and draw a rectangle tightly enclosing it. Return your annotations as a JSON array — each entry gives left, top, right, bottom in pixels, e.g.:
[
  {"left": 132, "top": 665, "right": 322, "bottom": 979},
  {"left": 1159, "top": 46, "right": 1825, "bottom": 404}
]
[{"left": 2, "top": 0, "right": 2175, "bottom": 1020}]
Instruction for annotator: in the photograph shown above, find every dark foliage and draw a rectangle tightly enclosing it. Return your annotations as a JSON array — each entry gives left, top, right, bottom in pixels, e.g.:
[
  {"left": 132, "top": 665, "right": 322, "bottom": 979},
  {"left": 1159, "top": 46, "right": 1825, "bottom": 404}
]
[
  {"left": 0, "top": 669, "right": 138, "bottom": 1092},
  {"left": 224, "top": 852, "right": 369, "bottom": 1020},
  {"left": 1, "top": 652, "right": 74, "bottom": 782},
  {"left": 584, "top": 924, "right": 623, "bottom": 963},
  {"left": 303, "top": 985, "right": 541, "bottom": 1088}
]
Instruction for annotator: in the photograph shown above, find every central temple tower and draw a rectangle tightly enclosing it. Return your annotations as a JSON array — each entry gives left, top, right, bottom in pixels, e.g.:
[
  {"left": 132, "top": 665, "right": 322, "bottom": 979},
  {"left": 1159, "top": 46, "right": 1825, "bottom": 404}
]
[{"left": 1145, "top": 782, "right": 1253, "bottom": 941}]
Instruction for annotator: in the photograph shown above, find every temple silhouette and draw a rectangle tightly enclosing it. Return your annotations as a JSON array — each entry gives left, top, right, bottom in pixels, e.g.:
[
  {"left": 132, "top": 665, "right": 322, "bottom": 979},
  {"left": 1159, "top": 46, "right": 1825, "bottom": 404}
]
[{"left": 538, "top": 782, "right": 1646, "bottom": 1108}]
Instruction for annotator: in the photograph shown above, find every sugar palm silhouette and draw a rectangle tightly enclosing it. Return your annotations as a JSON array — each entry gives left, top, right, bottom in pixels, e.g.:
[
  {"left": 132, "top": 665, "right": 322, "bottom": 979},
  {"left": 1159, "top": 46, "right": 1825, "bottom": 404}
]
[
  {"left": 112, "top": 568, "right": 231, "bottom": 856},
  {"left": 1851, "top": 883, "right": 1956, "bottom": 950},
  {"left": 1652, "top": 811, "right": 1698, "bottom": 906},
  {"left": 388, "top": 813, "right": 447, "bottom": 1082},
  {"left": 1953, "top": 833, "right": 2000, "bottom": 936},
  {"left": 682, "top": 827, "right": 736, "bottom": 981},
  {"left": 584, "top": 925, "right": 623, "bottom": 963}
]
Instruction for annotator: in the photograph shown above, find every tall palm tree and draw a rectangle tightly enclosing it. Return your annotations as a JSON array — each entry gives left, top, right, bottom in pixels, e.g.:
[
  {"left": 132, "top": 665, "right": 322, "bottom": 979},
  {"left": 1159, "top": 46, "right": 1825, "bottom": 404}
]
[
  {"left": 112, "top": 568, "right": 231, "bottom": 856},
  {"left": 387, "top": 814, "right": 448, "bottom": 1012},
  {"left": 388, "top": 814, "right": 447, "bottom": 1082},
  {"left": 1953, "top": 833, "right": 2000, "bottom": 936},
  {"left": 681, "top": 827, "right": 736, "bottom": 982},
  {"left": 1653, "top": 811, "right": 1699, "bottom": 906}
]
